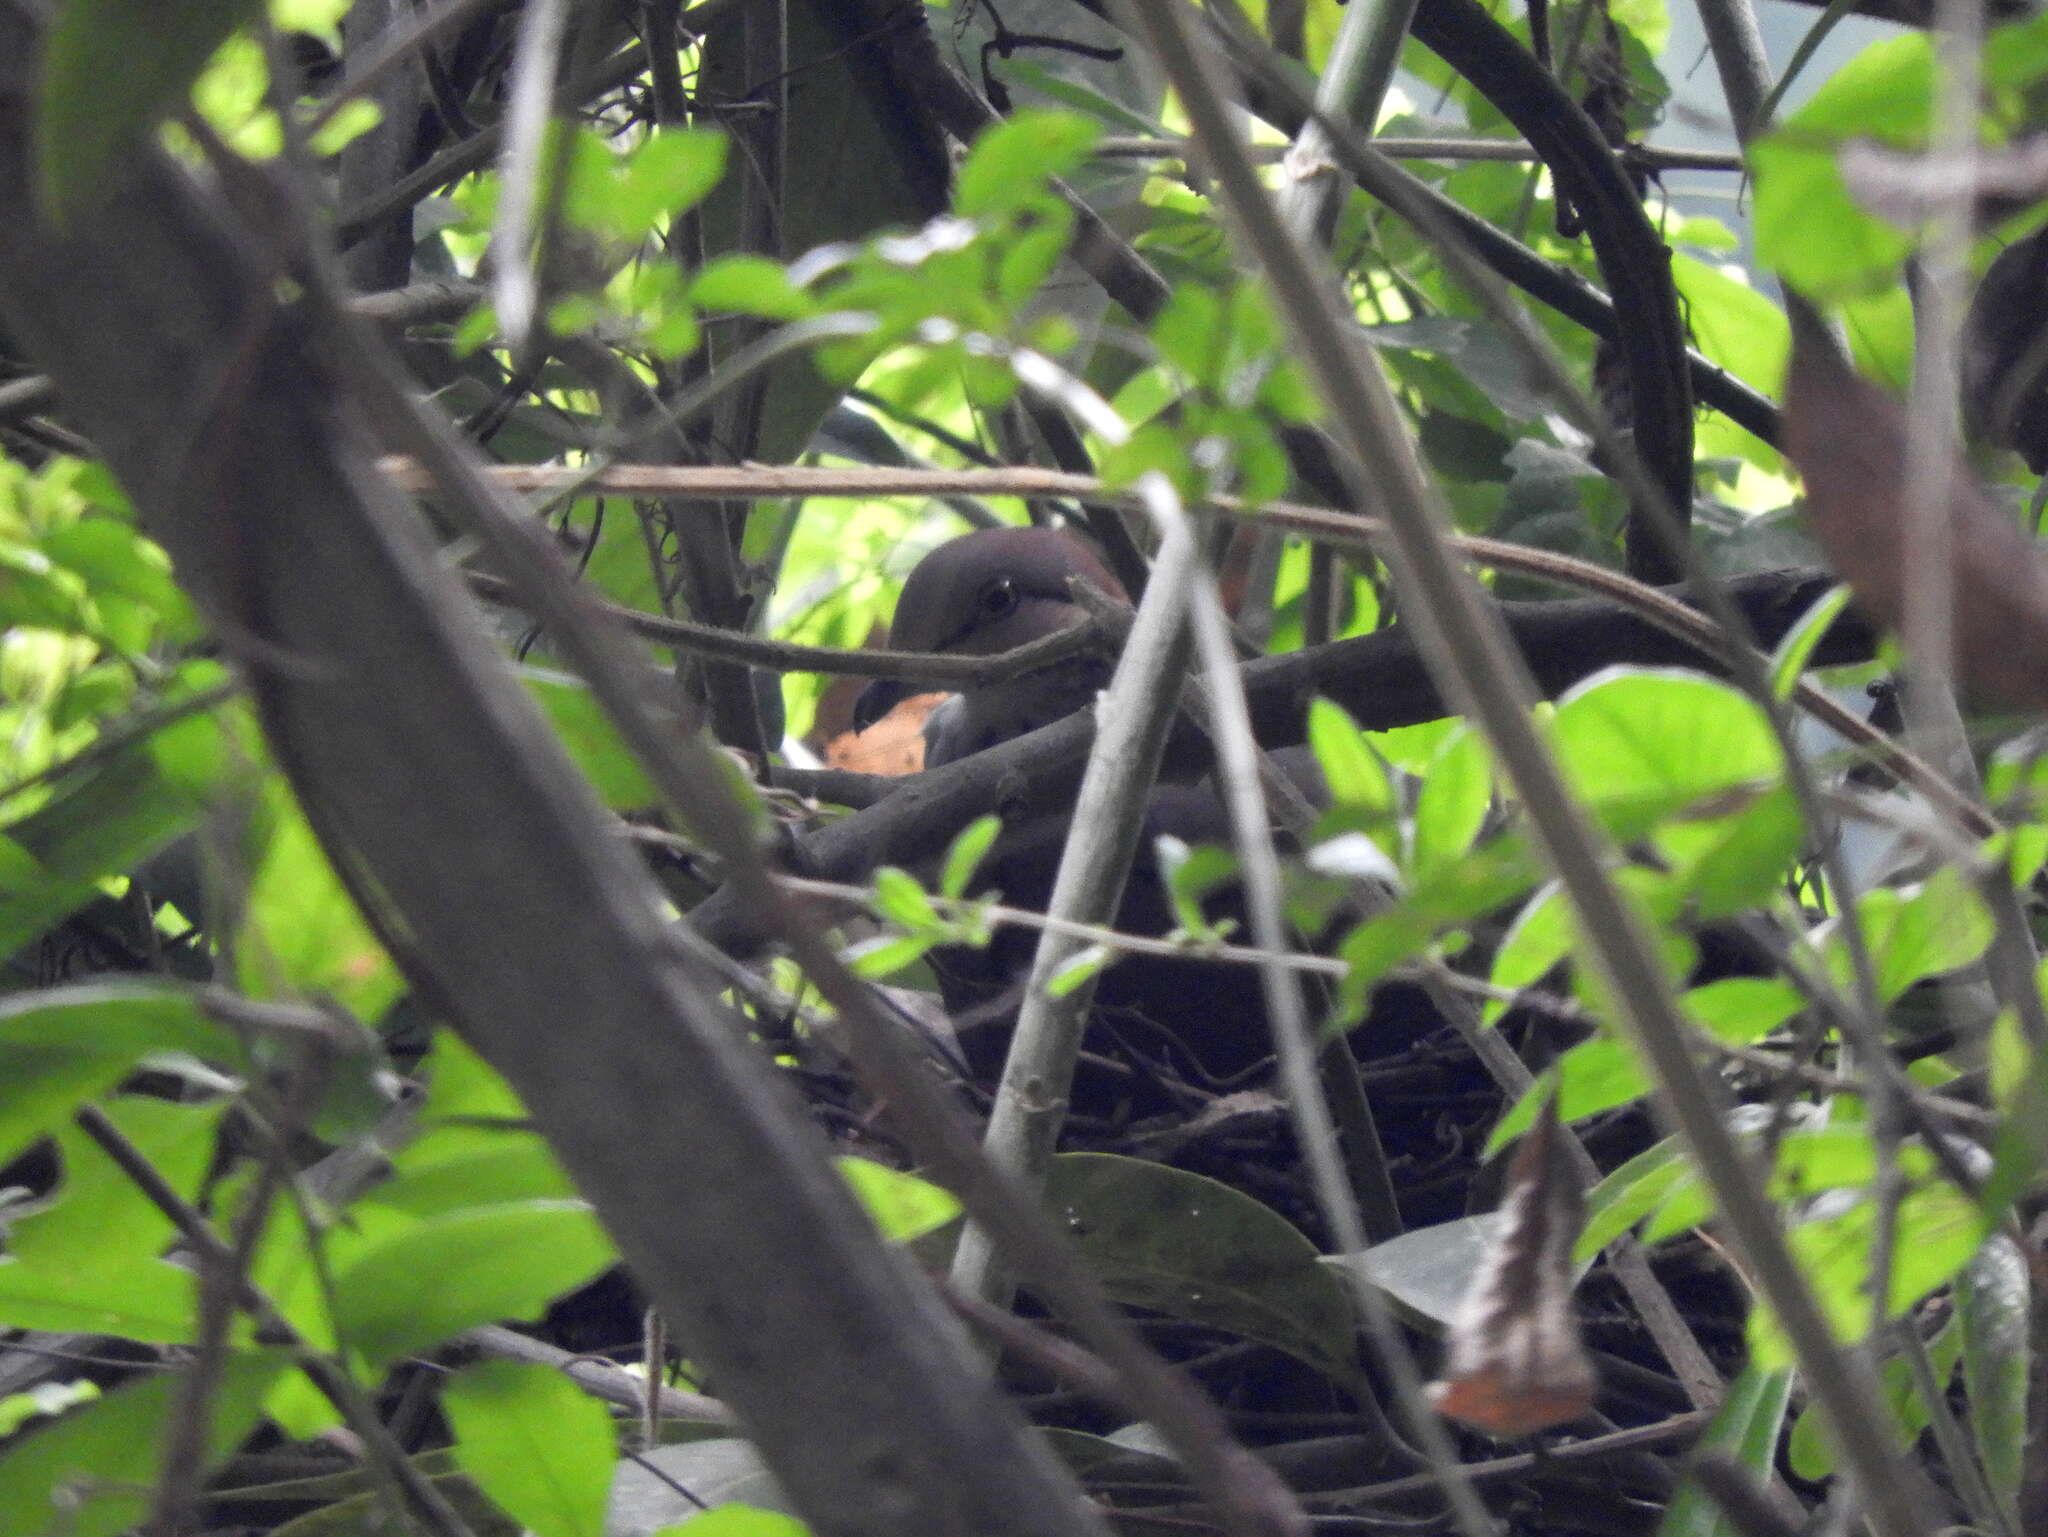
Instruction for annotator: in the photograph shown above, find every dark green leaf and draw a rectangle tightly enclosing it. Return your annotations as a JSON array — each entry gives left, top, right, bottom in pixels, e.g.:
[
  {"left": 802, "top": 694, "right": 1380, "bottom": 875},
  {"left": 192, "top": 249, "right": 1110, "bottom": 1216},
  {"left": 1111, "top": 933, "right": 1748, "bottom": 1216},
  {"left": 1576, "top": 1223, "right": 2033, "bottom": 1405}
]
[{"left": 1046, "top": 1153, "right": 1359, "bottom": 1384}]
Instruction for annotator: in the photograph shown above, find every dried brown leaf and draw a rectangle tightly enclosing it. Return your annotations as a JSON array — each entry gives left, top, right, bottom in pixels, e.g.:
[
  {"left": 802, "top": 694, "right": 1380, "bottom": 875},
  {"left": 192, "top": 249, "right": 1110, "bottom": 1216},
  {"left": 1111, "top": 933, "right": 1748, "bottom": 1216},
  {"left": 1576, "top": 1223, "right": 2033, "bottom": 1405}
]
[{"left": 1785, "top": 327, "right": 2048, "bottom": 712}]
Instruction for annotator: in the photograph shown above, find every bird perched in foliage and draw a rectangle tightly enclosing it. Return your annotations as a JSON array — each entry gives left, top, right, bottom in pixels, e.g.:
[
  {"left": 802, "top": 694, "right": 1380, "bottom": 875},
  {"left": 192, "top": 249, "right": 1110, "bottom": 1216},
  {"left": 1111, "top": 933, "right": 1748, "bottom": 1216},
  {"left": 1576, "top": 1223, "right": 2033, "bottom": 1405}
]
[
  {"left": 850, "top": 525, "right": 1124, "bottom": 768},
  {"left": 851, "top": 526, "right": 1318, "bottom": 1100}
]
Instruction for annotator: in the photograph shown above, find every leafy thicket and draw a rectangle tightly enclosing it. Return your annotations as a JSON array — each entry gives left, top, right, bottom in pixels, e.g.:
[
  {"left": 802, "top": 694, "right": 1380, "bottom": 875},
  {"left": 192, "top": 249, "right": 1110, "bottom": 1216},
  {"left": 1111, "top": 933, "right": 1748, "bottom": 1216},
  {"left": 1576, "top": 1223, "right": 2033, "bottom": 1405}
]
[{"left": 0, "top": 2, "right": 2044, "bottom": 1536}]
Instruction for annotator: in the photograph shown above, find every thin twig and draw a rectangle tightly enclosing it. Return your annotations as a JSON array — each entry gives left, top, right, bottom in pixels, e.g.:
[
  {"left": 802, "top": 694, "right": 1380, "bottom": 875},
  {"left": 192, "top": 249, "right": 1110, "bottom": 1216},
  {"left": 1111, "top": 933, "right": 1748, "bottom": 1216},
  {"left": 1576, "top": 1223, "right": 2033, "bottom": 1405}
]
[
  {"left": 1126, "top": 4, "right": 1942, "bottom": 1533},
  {"left": 74, "top": 1107, "right": 482, "bottom": 1537}
]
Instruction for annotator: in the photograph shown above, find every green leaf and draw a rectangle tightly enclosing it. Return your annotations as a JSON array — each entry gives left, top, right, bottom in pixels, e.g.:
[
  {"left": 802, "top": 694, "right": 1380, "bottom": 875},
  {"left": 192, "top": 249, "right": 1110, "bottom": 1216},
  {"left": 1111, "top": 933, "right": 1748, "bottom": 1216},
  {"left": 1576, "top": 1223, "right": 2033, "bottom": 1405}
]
[
  {"left": 1047, "top": 944, "right": 1114, "bottom": 998},
  {"left": 0, "top": 982, "right": 236, "bottom": 1167},
  {"left": 956, "top": 111, "right": 1100, "bottom": 217},
  {"left": 332, "top": 1201, "right": 617, "bottom": 1366},
  {"left": 0, "top": 1097, "right": 226, "bottom": 1339},
  {"left": 1336, "top": 834, "right": 1542, "bottom": 1008},
  {"left": 1578, "top": 1139, "right": 1689, "bottom": 1259},
  {"left": 1787, "top": 1313, "right": 1962, "bottom": 1479},
  {"left": 871, "top": 866, "right": 942, "bottom": 932},
  {"left": 836, "top": 1158, "right": 960, "bottom": 1243},
  {"left": 1658, "top": 1365, "right": 1794, "bottom": 1537},
  {"left": 1841, "top": 864, "right": 1994, "bottom": 1004},
  {"left": 1046, "top": 1153, "right": 1360, "bottom": 1385},
  {"left": 0, "top": 1352, "right": 280, "bottom": 1537},
  {"left": 1769, "top": 584, "right": 1854, "bottom": 698},
  {"left": 1407, "top": 726, "right": 1489, "bottom": 879},
  {"left": 666, "top": 1508, "right": 811, "bottom": 1537},
  {"left": 1682, "top": 977, "right": 1804, "bottom": 1046},
  {"left": 368, "top": 1136, "right": 578, "bottom": 1219},
  {"left": 1956, "top": 1235, "right": 2030, "bottom": 1525},
  {"left": 938, "top": 815, "right": 1001, "bottom": 901},
  {"left": 239, "top": 795, "right": 400, "bottom": 1020},
  {"left": 1551, "top": 669, "right": 1778, "bottom": 839},
  {"left": 1750, "top": 1180, "right": 1982, "bottom": 1365},
  {"left": 444, "top": 1361, "right": 613, "bottom": 1537},
  {"left": 691, "top": 255, "right": 817, "bottom": 321},
  {"left": 1484, "top": 882, "right": 1567, "bottom": 1027},
  {"left": 38, "top": 0, "right": 265, "bottom": 217},
  {"left": 521, "top": 668, "right": 659, "bottom": 811},
  {"left": 846, "top": 933, "right": 934, "bottom": 981},
  {"left": 1653, "top": 785, "right": 1803, "bottom": 921},
  {"left": 1307, "top": 698, "right": 1393, "bottom": 817},
  {"left": 0, "top": 718, "right": 219, "bottom": 958}
]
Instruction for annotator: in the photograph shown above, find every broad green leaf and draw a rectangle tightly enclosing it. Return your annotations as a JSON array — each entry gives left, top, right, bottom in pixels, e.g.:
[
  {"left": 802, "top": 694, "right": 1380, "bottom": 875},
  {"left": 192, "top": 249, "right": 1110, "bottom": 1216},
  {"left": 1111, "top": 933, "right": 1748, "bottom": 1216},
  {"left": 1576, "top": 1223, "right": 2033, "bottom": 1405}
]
[
  {"left": 1669, "top": 256, "right": 1787, "bottom": 474},
  {"left": 836, "top": 1157, "right": 960, "bottom": 1243},
  {"left": 0, "top": 1352, "right": 280, "bottom": 1537},
  {"left": 692, "top": 255, "right": 818, "bottom": 321},
  {"left": 668, "top": 1509, "right": 811, "bottom": 1537},
  {"left": 1654, "top": 784, "right": 1803, "bottom": 921},
  {"left": 1750, "top": 1181, "right": 1981, "bottom": 1365},
  {"left": 1045, "top": 1153, "right": 1359, "bottom": 1384},
  {"left": 37, "top": 0, "right": 265, "bottom": 216},
  {"left": 1838, "top": 865, "right": 1994, "bottom": 1004},
  {"left": 956, "top": 111, "right": 1100, "bottom": 217},
  {"left": 1484, "top": 882, "right": 1566, "bottom": 1027},
  {"left": 0, "top": 715, "right": 219, "bottom": 958},
  {"left": 0, "top": 982, "right": 236, "bottom": 1165},
  {"left": 333, "top": 1201, "right": 617, "bottom": 1366},
  {"left": 1681, "top": 977, "right": 1804, "bottom": 1046},
  {"left": 0, "top": 1097, "right": 224, "bottom": 1339},
  {"left": 1551, "top": 670, "right": 1778, "bottom": 838},
  {"left": 1336, "top": 833, "right": 1542, "bottom": 1009},
  {"left": 1658, "top": 1366, "right": 1794, "bottom": 1537},
  {"left": 368, "top": 1136, "right": 578, "bottom": 1219},
  {"left": 564, "top": 127, "right": 728, "bottom": 241},
  {"left": 445, "top": 1361, "right": 614, "bottom": 1537},
  {"left": 1487, "top": 1039, "right": 1644, "bottom": 1156}
]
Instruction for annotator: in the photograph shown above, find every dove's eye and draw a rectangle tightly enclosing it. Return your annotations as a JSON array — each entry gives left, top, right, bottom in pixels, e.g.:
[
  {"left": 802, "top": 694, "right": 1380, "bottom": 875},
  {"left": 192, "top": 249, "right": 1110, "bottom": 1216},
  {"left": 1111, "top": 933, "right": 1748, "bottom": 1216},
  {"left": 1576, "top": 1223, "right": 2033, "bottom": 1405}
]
[{"left": 978, "top": 576, "right": 1018, "bottom": 619}]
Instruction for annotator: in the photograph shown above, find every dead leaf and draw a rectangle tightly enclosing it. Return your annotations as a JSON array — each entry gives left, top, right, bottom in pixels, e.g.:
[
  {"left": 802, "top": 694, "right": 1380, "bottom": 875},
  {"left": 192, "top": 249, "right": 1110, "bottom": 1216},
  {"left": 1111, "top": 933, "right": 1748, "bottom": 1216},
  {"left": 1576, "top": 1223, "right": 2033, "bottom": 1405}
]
[
  {"left": 1427, "top": 1096, "right": 1597, "bottom": 1437},
  {"left": 1786, "top": 324, "right": 2048, "bottom": 712}
]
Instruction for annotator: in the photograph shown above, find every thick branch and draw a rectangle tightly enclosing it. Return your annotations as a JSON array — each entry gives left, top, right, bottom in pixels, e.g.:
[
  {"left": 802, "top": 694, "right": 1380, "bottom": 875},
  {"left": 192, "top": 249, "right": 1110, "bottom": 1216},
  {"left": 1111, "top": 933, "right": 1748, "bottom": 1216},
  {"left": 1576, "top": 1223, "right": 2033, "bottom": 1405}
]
[{"left": 0, "top": 16, "right": 1106, "bottom": 1537}]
